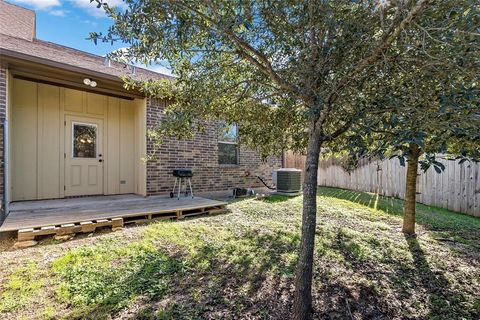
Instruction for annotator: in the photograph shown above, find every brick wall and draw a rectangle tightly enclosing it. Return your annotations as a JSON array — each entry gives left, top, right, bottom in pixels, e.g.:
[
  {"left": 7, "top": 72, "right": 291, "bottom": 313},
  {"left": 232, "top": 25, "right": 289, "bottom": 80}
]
[
  {"left": 146, "top": 98, "right": 281, "bottom": 195},
  {"left": 0, "top": 66, "right": 6, "bottom": 224}
]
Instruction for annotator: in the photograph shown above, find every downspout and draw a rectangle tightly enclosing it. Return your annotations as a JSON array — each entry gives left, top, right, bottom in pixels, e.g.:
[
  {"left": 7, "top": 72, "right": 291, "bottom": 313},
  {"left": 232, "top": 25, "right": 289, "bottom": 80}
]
[{"left": 3, "top": 119, "right": 8, "bottom": 219}]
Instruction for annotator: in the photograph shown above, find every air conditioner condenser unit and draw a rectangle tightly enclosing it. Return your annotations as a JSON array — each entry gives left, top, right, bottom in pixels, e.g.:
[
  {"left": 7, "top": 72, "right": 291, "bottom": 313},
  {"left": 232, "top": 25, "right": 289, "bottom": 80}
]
[{"left": 273, "top": 168, "right": 302, "bottom": 196}]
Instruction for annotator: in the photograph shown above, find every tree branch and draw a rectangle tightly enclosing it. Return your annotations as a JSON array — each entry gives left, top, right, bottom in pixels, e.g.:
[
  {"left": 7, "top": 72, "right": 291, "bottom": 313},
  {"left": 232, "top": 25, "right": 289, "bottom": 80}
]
[
  {"left": 327, "top": 0, "right": 432, "bottom": 106},
  {"left": 323, "top": 114, "right": 358, "bottom": 141},
  {"left": 170, "top": 1, "right": 303, "bottom": 98}
]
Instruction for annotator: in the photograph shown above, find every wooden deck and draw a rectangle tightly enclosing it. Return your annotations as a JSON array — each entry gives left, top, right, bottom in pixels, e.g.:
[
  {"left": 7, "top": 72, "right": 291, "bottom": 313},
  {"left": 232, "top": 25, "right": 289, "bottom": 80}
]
[{"left": 0, "top": 195, "right": 227, "bottom": 243}]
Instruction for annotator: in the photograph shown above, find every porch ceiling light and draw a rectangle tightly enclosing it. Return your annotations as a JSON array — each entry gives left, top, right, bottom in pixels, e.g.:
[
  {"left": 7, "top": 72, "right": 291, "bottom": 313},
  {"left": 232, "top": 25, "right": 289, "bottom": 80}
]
[{"left": 83, "top": 78, "right": 97, "bottom": 88}]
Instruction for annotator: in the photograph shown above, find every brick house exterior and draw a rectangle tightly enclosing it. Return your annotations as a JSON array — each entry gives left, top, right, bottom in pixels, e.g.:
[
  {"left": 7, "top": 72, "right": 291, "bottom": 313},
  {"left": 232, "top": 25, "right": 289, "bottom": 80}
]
[
  {"left": 146, "top": 99, "right": 280, "bottom": 195},
  {"left": 0, "top": 0, "right": 281, "bottom": 222}
]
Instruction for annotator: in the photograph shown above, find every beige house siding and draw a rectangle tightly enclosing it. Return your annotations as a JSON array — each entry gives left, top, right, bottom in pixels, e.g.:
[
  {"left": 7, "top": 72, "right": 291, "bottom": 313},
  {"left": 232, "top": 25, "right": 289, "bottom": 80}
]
[
  {"left": 105, "top": 97, "right": 137, "bottom": 194},
  {"left": 11, "top": 79, "right": 37, "bottom": 200},
  {"left": 10, "top": 78, "right": 144, "bottom": 201}
]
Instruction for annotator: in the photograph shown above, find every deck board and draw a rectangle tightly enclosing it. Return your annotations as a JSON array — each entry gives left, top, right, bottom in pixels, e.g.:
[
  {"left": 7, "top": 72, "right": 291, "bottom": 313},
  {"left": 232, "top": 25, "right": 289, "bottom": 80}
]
[{"left": 0, "top": 195, "right": 227, "bottom": 232}]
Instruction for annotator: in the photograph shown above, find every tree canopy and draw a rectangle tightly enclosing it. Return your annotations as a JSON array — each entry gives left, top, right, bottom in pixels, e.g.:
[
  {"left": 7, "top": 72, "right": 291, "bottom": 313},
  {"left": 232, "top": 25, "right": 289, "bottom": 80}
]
[
  {"left": 92, "top": 0, "right": 448, "bottom": 153},
  {"left": 90, "top": 0, "right": 479, "bottom": 318},
  {"left": 329, "top": 0, "right": 480, "bottom": 170},
  {"left": 328, "top": 38, "right": 480, "bottom": 234}
]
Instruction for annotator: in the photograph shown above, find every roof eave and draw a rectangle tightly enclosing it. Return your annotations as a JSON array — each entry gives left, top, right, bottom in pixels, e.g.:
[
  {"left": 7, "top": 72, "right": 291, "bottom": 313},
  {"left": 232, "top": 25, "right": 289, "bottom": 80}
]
[{"left": 0, "top": 47, "right": 128, "bottom": 83}]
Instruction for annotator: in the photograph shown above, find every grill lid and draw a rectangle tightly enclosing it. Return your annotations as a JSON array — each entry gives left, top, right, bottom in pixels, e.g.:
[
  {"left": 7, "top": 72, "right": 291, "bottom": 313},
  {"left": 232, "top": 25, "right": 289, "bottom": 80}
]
[{"left": 173, "top": 169, "right": 193, "bottom": 177}]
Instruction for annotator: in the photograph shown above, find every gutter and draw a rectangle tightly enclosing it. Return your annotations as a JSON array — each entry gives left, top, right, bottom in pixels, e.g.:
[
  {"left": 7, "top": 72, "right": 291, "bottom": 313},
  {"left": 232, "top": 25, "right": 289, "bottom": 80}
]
[
  {"left": 0, "top": 119, "right": 8, "bottom": 226},
  {"left": 0, "top": 47, "right": 130, "bottom": 83}
]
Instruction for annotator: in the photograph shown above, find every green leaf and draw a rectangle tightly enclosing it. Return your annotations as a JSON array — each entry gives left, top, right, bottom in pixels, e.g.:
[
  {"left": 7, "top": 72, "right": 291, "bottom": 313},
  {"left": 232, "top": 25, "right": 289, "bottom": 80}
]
[{"left": 434, "top": 161, "right": 445, "bottom": 171}]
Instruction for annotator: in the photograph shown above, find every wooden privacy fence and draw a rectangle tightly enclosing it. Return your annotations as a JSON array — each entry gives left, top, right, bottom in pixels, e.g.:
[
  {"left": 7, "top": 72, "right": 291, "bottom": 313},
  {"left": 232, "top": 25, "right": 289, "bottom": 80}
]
[{"left": 284, "top": 152, "right": 480, "bottom": 217}]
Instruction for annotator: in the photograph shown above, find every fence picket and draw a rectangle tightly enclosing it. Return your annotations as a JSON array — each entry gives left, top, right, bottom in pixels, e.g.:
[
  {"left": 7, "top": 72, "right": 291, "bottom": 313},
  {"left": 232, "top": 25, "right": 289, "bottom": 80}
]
[{"left": 284, "top": 152, "right": 479, "bottom": 217}]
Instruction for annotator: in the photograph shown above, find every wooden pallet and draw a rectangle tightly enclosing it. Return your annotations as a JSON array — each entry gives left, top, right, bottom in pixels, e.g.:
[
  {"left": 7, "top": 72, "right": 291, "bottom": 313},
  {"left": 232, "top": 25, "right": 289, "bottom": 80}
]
[
  {"left": 17, "top": 217, "right": 124, "bottom": 242},
  {"left": 178, "top": 204, "right": 226, "bottom": 219},
  {"left": 14, "top": 204, "right": 226, "bottom": 247}
]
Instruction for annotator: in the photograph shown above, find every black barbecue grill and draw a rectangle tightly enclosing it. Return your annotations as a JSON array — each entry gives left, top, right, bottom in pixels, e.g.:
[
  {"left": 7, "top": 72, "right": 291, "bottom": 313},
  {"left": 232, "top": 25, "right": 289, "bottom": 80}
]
[
  {"left": 173, "top": 169, "right": 193, "bottom": 178},
  {"left": 170, "top": 169, "right": 194, "bottom": 199}
]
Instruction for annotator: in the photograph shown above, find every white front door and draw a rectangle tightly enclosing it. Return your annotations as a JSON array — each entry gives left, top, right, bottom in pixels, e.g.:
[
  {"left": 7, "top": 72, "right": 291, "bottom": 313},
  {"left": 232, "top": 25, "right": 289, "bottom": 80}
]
[{"left": 65, "top": 116, "right": 104, "bottom": 196}]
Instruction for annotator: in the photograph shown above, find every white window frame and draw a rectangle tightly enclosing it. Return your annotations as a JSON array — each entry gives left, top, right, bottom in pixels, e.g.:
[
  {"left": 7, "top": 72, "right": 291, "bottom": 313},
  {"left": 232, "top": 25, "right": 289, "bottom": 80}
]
[{"left": 218, "top": 123, "right": 239, "bottom": 165}]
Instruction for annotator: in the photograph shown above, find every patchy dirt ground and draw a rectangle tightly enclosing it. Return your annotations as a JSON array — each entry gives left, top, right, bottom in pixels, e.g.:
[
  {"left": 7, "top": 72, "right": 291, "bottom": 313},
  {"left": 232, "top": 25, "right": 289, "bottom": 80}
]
[{"left": 0, "top": 187, "right": 479, "bottom": 320}]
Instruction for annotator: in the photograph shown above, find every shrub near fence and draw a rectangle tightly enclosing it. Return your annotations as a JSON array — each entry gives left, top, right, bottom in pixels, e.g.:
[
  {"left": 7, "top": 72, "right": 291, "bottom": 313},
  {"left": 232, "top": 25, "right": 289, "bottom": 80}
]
[{"left": 284, "top": 152, "right": 480, "bottom": 217}]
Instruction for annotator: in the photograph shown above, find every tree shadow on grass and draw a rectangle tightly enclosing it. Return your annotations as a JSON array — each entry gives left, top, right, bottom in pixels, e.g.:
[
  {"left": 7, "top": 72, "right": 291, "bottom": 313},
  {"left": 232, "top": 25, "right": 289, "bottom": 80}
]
[
  {"left": 57, "top": 228, "right": 298, "bottom": 320},
  {"left": 405, "top": 236, "right": 477, "bottom": 319},
  {"left": 52, "top": 245, "right": 184, "bottom": 320},
  {"left": 311, "top": 230, "right": 398, "bottom": 319},
  {"left": 147, "top": 229, "right": 298, "bottom": 319},
  {"left": 311, "top": 229, "right": 477, "bottom": 319},
  {"left": 318, "top": 187, "right": 480, "bottom": 252},
  {"left": 313, "top": 276, "right": 394, "bottom": 320},
  {"left": 319, "top": 187, "right": 403, "bottom": 216}
]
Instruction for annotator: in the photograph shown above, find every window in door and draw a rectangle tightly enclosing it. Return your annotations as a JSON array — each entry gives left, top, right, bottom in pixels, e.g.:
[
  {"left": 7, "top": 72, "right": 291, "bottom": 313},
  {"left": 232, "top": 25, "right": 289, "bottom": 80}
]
[{"left": 72, "top": 122, "right": 97, "bottom": 158}]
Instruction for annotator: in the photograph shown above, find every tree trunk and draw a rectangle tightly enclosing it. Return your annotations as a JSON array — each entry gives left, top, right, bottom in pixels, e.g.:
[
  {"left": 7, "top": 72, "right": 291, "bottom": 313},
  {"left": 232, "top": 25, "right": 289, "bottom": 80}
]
[
  {"left": 402, "top": 144, "right": 421, "bottom": 235},
  {"left": 293, "top": 124, "right": 323, "bottom": 320}
]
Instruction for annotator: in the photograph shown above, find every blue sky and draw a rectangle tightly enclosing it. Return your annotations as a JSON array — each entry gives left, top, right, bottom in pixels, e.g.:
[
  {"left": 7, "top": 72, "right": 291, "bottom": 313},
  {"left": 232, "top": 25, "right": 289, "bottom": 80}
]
[{"left": 9, "top": 0, "right": 172, "bottom": 75}]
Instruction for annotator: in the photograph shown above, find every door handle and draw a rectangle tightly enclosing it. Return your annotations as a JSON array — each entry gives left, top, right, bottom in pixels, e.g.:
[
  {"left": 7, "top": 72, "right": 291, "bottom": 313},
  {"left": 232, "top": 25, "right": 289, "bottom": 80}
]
[{"left": 99, "top": 159, "right": 103, "bottom": 162}]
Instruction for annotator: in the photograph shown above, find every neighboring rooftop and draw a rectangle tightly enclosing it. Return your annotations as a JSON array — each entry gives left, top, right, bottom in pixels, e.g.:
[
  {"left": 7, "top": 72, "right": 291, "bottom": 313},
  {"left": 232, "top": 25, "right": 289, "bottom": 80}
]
[
  {"left": 0, "top": 0, "right": 170, "bottom": 82},
  {"left": 0, "top": 0, "right": 35, "bottom": 41}
]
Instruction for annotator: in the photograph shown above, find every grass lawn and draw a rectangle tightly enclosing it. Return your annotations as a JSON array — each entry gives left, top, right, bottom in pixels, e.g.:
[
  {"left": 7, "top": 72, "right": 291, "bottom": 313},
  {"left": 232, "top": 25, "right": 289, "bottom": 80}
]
[{"left": 0, "top": 187, "right": 479, "bottom": 320}]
